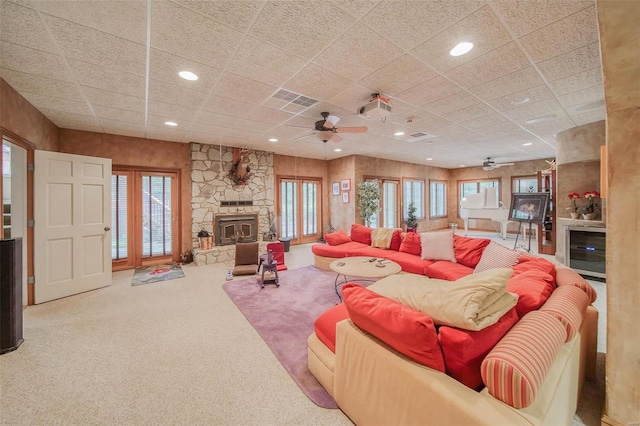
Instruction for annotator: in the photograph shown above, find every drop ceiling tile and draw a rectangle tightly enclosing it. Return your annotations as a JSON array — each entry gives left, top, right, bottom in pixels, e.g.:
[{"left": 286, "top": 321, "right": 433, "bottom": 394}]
[
  {"left": 1, "top": 68, "right": 82, "bottom": 100},
  {"left": 147, "top": 102, "right": 199, "bottom": 124},
  {"left": 422, "top": 91, "right": 480, "bottom": 115},
  {"left": 488, "top": 85, "right": 555, "bottom": 114},
  {"left": 1, "top": 2, "right": 57, "bottom": 52},
  {"left": 536, "top": 42, "right": 601, "bottom": 82},
  {"left": 504, "top": 98, "right": 563, "bottom": 120},
  {"left": 148, "top": 79, "right": 208, "bottom": 109},
  {"left": 200, "top": 95, "right": 253, "bottom": 118},
  {"left": 325, "top": 83, "right": 376, "bottom": 113},
  {"left": 1, "top": 42, "right": 72, "bottom": 82},
  {"left": 364, "top": 0, "right": 485, "bottom": 50},
  {"left": 570, "top": 109, "right": 605, "bottom": 126},
  {"left": 315, "top": 24, "right": 404, "bottom": 82},
  {"left": 445, "top": 42, "right": 529, "bottom": 89},
  {"left": 558, "top": 85, "right": 605, "bottom": 109},
  {"left": 250, "top": 1, "right": 355, "bottom": 60},
  {"left": 489, "top": 0, "right": 593, "bottom": 38},
  {"left": 67, "top": 59, "right": 145, "bottom": 97},
  {"left": 469, "top": 66, "right": 543, "bottom": 101},
  {"left": 38, "top": 108, "right": 101, "bottom": 128},
  {"left": 474, "top": 121, "right": 527, "bottom": 138},
  {"left": 100, "top": 124, "right": 146, "bottom": 139},
  {"left": 92, "top": 105, "right": 144, "bottom": 125},
  {"left": 144, "top": 126, "right": 188, "bottom": 142},
  {"left": 149, "top": 49, "right": 223, "bottom": 93},
  {"left": 151, "top": 1, "right": 243, "bottom": 68},
  {"left": 359, "top": 55, "right": 437, "bottom": 96},
  {"left": 184, "top": 131, "right": 220, "bottom": 144},
  {"left": 246, "top": 106, "right": 294, "bottom": 126},
  {"left": 83, "top": 87, "right": 145, "bottom": 113},
  {"left": 521, "top": 113, "right": 574, "bottom": 135},
  {"left": 173, "top": 0, "right": 265, "bottom": 33},
  {"left": 412, "top": 6, "right": 511, "bottom": 73},
  {"left": 329, "top": 0, "right": 380, "bottom": 19},
  {"left": 22, "top": 92, "right": 92, "bottom": 116},
  {"left": 193, "top": 110, "right": 243, "bottom": 128},
  {"left": 226, "top": 36, "right": 308, "bottom": 87},
  {"left": 42, "top": 14, "right": 146, "bottom": 76},
  {"left": 548, "top": 67, "right": 603, "bottom": 96},
  {"left": 212, "top": 74, "right": 277, "bottom": 109},
  {"left": 284, "top": 63, "right": 352, "bottom": 101},
  {"left": 519, "top": 6, "right": 599, "bottom": 63},
  {"left": 396, "top": 76, "right": 462, "bottom": 106},
  {"left": 442, "top": 103, "right": 495, "bottom": 122},
  {"left": 460, "top": 113, "right": 511, "bottom": 129},
  {"left": 34, "top": 0, "right": 147, "bottom": 43}
]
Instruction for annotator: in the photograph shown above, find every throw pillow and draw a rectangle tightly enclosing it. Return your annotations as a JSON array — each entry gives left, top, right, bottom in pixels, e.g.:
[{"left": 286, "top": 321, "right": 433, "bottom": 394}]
[
  {"left": 371, "top": 227, "right": 396, "bottom": 249},
  {"left": 342, "top": 283, "right": 445, "bottom": 372},
  {"left": 474, "top": 241, "right": 521, "bottom": 273},
  {"left": 453, "top": 235, "right": 491, "bottom": 268},
  {"left": 324, "top": 230, "right": 351, "bottom": 246},
  {"left": 389, "top": 229, "right": 403, "bottom": 251},
  {"left": 350, "top": 224, "right": 372, "bottom": 245},
  {"left": 399, "top": 231, "right": 421, "bottom": 255},
  {"left": 420, "top": 229, "right": 456, "bottom": 263},
  {"left": 507, "top": 269, "right": 555, "bottom": 318}
]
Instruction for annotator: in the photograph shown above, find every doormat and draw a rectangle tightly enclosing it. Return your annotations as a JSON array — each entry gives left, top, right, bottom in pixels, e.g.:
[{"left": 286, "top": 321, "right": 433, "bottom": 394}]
[{"left": 131, "top": 263, "right": 185, "bottom": 286}]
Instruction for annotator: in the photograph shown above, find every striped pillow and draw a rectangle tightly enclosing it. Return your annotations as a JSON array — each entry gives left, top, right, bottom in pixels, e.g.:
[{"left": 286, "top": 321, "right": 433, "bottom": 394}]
[
  {"left": 481, "top": 311, "right": 565, "bottom": 408},
  {"left": 555, "top": 267, "right": 597, "bottom": 303},
  {"left": 474, "top": 241, "right": 521, "bottom": 273},
  {"left": 540, "top": 285, "right": 590, "bottom": 341}
]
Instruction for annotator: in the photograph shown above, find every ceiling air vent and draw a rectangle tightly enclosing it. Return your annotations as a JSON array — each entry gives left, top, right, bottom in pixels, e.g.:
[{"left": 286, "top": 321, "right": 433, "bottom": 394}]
[
  {"left": 404, "top": 132, "right": 437, "bottom": 143},
  {"left": 270, "top": 89, "right": 318, "bottom": 114}
]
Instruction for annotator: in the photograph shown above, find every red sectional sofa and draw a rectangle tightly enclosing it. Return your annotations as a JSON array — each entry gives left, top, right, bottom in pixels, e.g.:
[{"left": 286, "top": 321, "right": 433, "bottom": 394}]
[{"left": 308, "top": 224, "right": 599, "bottom": 425}]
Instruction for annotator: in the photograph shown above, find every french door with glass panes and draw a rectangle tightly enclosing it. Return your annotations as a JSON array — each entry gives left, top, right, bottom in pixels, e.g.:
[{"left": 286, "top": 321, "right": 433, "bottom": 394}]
[
  {"left": 368, "top": 178, "right": 400, "bottom": 228},
  {"left": 279, "top": 177, "right": 321, "bottom": 245},
  {"left": 111, "top": 170, "right": 178, "bottom": 270}
]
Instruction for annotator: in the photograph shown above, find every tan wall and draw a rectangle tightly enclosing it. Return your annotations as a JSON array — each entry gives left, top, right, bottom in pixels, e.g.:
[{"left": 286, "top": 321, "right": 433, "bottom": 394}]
[
  {"left": 327, "top": 155, "right": 356, "bottom": 232},
  {"left": 597, "top": 1, "right": 640, "bottom": 423},
  {"left": 1, "top": 78, "right": 58, "bottom": 150},
  {"left": 58, "top": 129, "right": 192, "bottom": 253}
]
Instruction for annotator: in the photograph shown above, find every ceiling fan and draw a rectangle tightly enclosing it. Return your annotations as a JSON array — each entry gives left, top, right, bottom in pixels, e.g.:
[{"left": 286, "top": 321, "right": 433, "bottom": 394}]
[
  {"left": 296, "top": 112, "right": 368, "bottom": 143},
  {"left": 482, "top": 157, "right": 515, "bottom": 171}
]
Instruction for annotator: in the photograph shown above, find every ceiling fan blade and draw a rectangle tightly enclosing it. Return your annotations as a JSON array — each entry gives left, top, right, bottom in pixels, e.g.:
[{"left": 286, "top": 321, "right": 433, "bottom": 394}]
[
  {"left": 324, "top": 115, "right": 341, "bottom": 128},
  {"left": 331, "top": 135, "right": 343, "bottom": 143},
  {"left": 285, "top": 124, "right": 312, "bottom": 129},
  {"left": 315, "top": 130, "right": 335, "bottom": 141},
  {"left": 294, "top": 131, "right": 315, "bottom": 140},
  {"left": 335, "top": 126, "right": 368, "bottom": 134},
  {"left": 494, "top": 162, "right": 515, "bottom": 167}
]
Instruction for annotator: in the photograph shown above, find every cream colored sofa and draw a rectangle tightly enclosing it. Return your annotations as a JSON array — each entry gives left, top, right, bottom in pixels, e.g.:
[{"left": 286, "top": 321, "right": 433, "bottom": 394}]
[{"left": 308, "top": 265, "right": 598, "bottom": 426}]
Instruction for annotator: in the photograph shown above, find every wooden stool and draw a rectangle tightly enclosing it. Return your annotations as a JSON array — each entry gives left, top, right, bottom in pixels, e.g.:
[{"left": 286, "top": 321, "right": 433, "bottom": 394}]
[{"left": 260, "top": 260, "right": 279, "bottom": 288}]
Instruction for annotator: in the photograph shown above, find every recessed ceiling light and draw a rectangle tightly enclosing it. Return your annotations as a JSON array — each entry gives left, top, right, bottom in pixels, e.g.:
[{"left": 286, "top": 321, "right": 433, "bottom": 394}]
[
  {"left": 164, "top": 121, "right": 178, "bottom": 126},
  {"left": 268, "top": 138, "right": 278, "bottom": 142},
  {"left": 178, "top": 71, "right": 198, "bottom": 81},
  {"left": 511, "top": 97, "right": 530, "bottom": 106},
  {"left": 450, "top": 42, "right": 473, "bottom": 57},
  {"left": 522, "top": 142, "right": 533, "bottom": 146},
  {"left": 524, "top": 114, "right": 557, "bottom": 124},
  {"left": 394, "top": 131, "right": 405, "bottom": 136},
  {"left": 459, "top": 164, "right": 466, "bottom": 167},
  {"left": 426, "top": 158, "right": 433, "bottom": 161},
  {"left": 334, "top": 148, "right": 342, "bottom": 152}
]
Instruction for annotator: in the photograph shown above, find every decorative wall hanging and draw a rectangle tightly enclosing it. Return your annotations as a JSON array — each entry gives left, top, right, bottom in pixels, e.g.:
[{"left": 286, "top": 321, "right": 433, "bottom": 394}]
[{"left": 228, "top": 148, "right": 251, "bottom": 185}]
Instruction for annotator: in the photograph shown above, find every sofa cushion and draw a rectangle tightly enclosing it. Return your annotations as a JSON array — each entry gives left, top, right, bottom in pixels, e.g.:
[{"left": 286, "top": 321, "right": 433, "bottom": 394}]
[
  {"left": 453, "top": 235, "right": 491, "bottom": 268},
  {"left": 481, "top": 310, "right": 566, "bottom": 409},
  {"left": 513, "top": 255, "right": 556, "bottom": 279},
  {"left": 399, "top": 231, "right": 421, "bottom": 255},
  {"left": 385, "top": 251, "right": 434, "bottom": 275},
  {"left": 507, "top": 269, "right": 556, "bottom": 318},
  {"left": 420, "top": 230, "right": 456, "bottom": 262},
  {"left": 346, "top": 246, "right": 395, "bottom": 259},
  {"left": 425, "top": 261, "right": 474, "bottom": 281},
  {"left": 342, "top": 283, "right": 445, "bottom": 372},
  {"left": 474, "top": 241, "right": 521, "bottom": 273},
  {"left": 311, "top": 241, "right": 367, "bottom": 258},
  {"left": 324, "top": 229, "right": 351, "bottom": 246},
  {"left": 371, "top": 227, "right": 398, "bottom": 249},
  {"left": 314, "top": 303, "right": 349, "bottom": 353},
  {"left": 350, "top": 224, "right": 372, "bottom": 245},
  {"left": 438, "top": 307, "right": 518, "bottom": 390},
  {"left": 389, "top": 229, "right": 403, "bottom": 251},
  {"left": 555, "top": 267, "right": 597, "bottom": 303},
  {"left": 540, "top": 285, "right": 590, "bottom": 342}
]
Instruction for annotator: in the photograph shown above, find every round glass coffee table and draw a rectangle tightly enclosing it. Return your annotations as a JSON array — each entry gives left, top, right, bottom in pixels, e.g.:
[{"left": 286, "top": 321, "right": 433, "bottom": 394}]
[{"left": 330, "top": 256, "right": 402, "bottom": 301}]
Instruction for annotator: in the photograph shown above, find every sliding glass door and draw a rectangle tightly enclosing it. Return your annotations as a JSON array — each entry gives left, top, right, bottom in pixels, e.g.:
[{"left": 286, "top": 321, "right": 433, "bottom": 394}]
[{"left": 279, "top": 177, "right": 321, "bottom": 245}]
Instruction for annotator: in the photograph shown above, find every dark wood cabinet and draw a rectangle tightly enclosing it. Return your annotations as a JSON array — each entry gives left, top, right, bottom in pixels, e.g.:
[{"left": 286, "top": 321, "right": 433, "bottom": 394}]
[{"left": 537, "top": 170, "right": 556, "bottom": 255}]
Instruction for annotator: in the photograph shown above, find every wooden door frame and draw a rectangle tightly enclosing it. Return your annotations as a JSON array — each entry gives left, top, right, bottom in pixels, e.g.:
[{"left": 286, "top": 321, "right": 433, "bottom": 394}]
[
  {"left": 364, "top": 176, "right": 401, "bottom": 228},
  {"left": 1, "top": 128, "right": 35, "bottom": 305},
  {"left": 276, "top": 175, "right": 322, "bottom": 245},
  {"left": 111, "top": 170, "right": 135, "bottom": 271}
]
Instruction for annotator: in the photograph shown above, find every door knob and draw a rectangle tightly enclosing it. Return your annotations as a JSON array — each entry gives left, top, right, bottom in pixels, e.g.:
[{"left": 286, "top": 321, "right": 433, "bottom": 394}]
[{"left": 104, "top": 226, "right": 111, "bottom": 231}]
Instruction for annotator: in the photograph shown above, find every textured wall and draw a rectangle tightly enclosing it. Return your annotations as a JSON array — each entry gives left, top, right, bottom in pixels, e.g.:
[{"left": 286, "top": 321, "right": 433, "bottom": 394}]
[
  {"left": 597, "top": 1, "right": 640, "bottom": 423},
  {"left": 328, "top": 155, "right": 356, "bottom": 232}
]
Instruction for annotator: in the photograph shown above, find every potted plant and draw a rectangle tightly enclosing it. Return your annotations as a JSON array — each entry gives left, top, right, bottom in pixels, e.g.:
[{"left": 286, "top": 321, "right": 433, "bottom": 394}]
[
  {"left": 579, "top": 191, "right": 600, "bottom": 220},
  {"left": 566, "top": 192, "right": 581, "bottom": 219},
  {"left": 405, "top": 202, "right": 418, "bottom": 232},
  {"left": 356, "top": 180, "right": 381, "bottom": 227},
  {"left": 198, "top": 229, "right": 212, "bottom": 249}
]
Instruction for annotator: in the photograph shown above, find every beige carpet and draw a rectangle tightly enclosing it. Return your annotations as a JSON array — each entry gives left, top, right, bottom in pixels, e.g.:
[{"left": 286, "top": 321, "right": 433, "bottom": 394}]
[{"left": 0, "top": 235, "right": 605, "bottom": 425}]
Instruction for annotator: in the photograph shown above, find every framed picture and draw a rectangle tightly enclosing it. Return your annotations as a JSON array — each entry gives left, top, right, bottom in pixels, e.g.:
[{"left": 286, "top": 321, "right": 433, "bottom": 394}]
[
  {"left": 509, "top": 192, "right": 550, "bottom": 222},
  {"left": 340, "top": 179, "right": 351, "bottom": 191},
  {"left": 342, "top": 192, "right": 350, "bottom": 203},
  {"left": 332, "top": 182, "right": 340, "bottom": 196}
]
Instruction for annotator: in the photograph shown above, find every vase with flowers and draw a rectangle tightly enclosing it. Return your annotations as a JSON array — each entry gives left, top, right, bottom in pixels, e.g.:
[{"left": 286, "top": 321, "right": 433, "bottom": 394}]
[
  {"left": 579, "top": 191, "right": 600, "bottom": 220},
  {"left": 566, "top": 192, "right": 581, "bottom": 219}
]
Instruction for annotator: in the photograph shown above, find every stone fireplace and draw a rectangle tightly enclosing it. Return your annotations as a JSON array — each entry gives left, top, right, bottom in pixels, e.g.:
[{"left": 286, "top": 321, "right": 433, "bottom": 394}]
[{"left": 214, "top": 213, "right": 258, "bottom": 246}]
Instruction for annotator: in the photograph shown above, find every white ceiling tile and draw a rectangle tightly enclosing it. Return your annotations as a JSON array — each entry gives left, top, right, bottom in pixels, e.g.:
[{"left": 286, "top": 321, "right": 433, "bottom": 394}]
[
  {"left": 469, "top": 66, "right": 543, "bottom": 100},
  {"left": 193, "top": 110, "right": 243, "bottom": 128},
  {"left": 396, "top": 76, "right": 462, "bottom": 106},
  {"left": 34, "top": 0, "right": 147, "bottom": 43},
  {"left": 489, "top": 0, "right": 593, "bottom": 38},
  {"left": 42, "top": 14, "right": 146, "bottom": 76},
  {"left": 474, "top": 121, "right": 528, "bottom": 138},
  {"left": 1, "top": 42, "right": 72, "bottom": 82},
  {"left": 488, "top": 85, "right": 555, "bottom": 113},
  {"left": 445, "top": 42, "right": 529, "bottom": 89},
  {"left": 92, "top": 104, "right": 144, "bottom": 125},
  {"left": 246, "top": 106, "right": 294, "bottom": 126},
  {"left": 284, "top": 63, "right": 352, "bottom": 101},
  {"left": 442, "top": 103, "right": 495, "bottom": 122},
  {"left": 412, "top": 6, "right": 511, "bottom": 73},
  {"left": 324, "top": 83, "right": 376, "bottom": 113},
  {"left": 329, "top": 0, "right": 379, "bottom": 19},
  {"left": 519, "top": 6, "right": 599, "bottom": 63},
  {"left": 144, "top": 126, "right": 188, "bottom": 142},
  {"left": 504, "top": 98, "right": 563, "bottom": 120},
  {"left": 83, "top": 87, "right": 145, "bottom": 113},
  {"left": 548, "top": 67, "right": 603, "bottom": 96},
  {"left": 151, "top": 1, "right": 243, "bottom": 68},
  {"left": 148, "top": 79, "right": 208, "bottom": 109},
  {"left": 1, "top": 68, "right": 82, "bottom": 100},
  {"left": 364, "top": 0, "right": 485, "bottom": 50},
  {"left": 558, "top": 85, "right": 605, "bottom": 109},
  {"left": 213, "top": 72, "right": 277, "bottom": 105},
  {"left": 1, "top": 2, "right": 58, "bottom": 52},
  {"left": 460, "top": 113, "right": 511, "bottom": 129},
  {"left": 173, "top": 0, "right": 265, "bottom": 33},
  {"left": 359, "top": 54, "right": 437, "bottom": 96},
  {"left": 226, "top": 36, "right": 308, "bottom": 87},
  {"left": 200, "top": 95, "right": 252, "bottom": 118},
  {"left": 315, "top": 24, "right": 404, "bottom": 82},
  {"left": 422, "top": 91, "right": 480, "bottom": 116},
  {"left": 146, "top": 113, "right": 193, "bottom": 130},
  {"left": 149, "top": 49, "right": 223, "bottom": 93},
  {"left": 67, "top": 59, "right": 145, "bottom": 97},
  {"left": 21, "top": 92, "right": 92, "bottom": 116},
  {"left": 570, "top": 109, "right": 605, "bottom": 126},
  {"left": 250, "top": 1, "right": 355, "bottom": 60},
  {"left": 147, "top": 103, "right": 199, "bottom": 124},
  {"left": 38, "top": 108, "right": 101, "bottom": 128},
  {"left": 536, "top": 42, "right": 601, "bottom": 82}
]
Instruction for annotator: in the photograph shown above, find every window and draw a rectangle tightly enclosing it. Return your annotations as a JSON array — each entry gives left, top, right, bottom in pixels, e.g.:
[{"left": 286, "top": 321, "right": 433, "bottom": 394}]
[
  {"left": 366, "top": 177, "right": 399, "bottom": 228},
  {"left": 403, "top": 179, "right": 425, "bottom": 220},
  {"left": 278, "top": 177, "right": 321, "bottom": 244},
  {"left": 512, "top": 176, "right": 538, "bottom": 193},
  {"left": 459, "top": 179, "right": 500, "bottom": 204},
  {"left": 430, "top": 181, "right": 447, "bottom": 217}
]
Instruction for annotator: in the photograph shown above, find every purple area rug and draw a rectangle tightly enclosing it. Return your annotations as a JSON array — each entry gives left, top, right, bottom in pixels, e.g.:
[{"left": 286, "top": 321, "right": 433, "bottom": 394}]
[{"left": 223, "top": 265, "right": 358, "bottom": 409}]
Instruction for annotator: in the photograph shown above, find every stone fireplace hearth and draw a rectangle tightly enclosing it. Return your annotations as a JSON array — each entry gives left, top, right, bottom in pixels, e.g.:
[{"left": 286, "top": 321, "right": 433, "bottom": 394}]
[{"left": 214, "top": 213, "right": 258, "bottom": 246}]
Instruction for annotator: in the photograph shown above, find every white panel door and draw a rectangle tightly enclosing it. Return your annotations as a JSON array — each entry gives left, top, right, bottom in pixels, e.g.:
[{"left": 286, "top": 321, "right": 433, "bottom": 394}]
[{"left": 34, "top": 151, "right": 112, "bottom": 304}]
